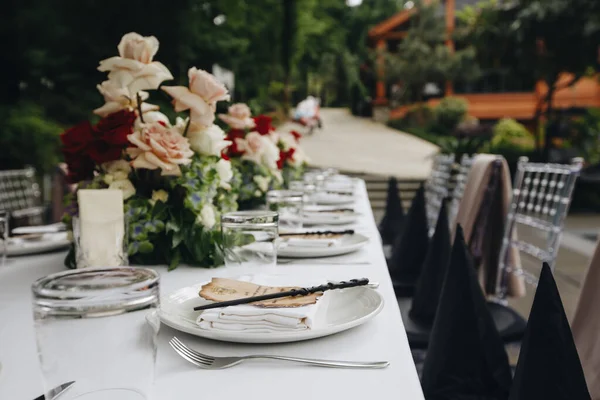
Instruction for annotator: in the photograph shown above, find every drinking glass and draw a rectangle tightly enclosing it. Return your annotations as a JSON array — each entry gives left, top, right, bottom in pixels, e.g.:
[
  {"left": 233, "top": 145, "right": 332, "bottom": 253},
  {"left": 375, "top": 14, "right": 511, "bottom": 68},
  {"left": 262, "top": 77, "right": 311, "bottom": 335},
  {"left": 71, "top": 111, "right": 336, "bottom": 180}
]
[
  {"left": 32, "top": 267, "right": 160, "bottom": 400},
  {"left": 0, "top": 211, "right": 8, "bottom": 265},
  {"left": 72, "top": 216, "right": 128, "bottom": 268},
  {"left": 222, "top": 211, "right": 279, "bottom": 269},
  {"left": 266, "top": 190, "right": 304, "bottom": 230},
  {"left": 289, "top": 181, "right": 317, "bottom": 206},
  {"left": 303, "top": 171, "right": 325, "bottom": 190}
]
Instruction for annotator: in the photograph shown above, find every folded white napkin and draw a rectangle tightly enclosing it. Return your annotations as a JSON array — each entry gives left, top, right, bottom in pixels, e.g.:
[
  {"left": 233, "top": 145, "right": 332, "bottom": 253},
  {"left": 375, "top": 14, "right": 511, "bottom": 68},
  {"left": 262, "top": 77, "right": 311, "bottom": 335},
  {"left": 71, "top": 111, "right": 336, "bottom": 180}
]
[
  {"left": 12, "top": 222, "right": 66, "bottom": 235},
  {"left": 284, "top": 237, "right": 342, "bottom": 248},
  {"left": 196, "top": 276, "right": 325, "bottom": 333}
]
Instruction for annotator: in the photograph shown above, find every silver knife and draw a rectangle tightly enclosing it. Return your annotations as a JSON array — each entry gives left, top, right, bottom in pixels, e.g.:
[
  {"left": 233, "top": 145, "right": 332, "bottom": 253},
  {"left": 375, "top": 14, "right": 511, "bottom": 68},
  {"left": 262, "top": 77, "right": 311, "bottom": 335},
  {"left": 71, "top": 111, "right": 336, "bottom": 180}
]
[{"left": 34, "top": 381, "right": 75, "bottom": 400}]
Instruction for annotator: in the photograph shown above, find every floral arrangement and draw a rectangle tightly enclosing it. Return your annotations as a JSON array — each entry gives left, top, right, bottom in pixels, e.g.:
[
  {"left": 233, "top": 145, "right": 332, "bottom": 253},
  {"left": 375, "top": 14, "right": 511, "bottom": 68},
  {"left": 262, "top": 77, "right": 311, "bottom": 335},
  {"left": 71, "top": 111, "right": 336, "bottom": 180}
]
[
  {"left": 61, "top": 32, "right": 236, "bottom": 269},
  {"left": 219, "top": 107, "right": 308, "bottom": 209}
]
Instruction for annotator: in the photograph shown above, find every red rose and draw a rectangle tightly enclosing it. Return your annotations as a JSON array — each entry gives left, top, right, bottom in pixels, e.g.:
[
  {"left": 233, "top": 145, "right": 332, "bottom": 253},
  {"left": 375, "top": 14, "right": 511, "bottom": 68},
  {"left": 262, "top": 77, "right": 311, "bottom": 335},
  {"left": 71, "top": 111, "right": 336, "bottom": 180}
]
[
  {"left": 63, "top": 153, "right": 94, "bottom": 184},
  {"left": 61, "top": 121, "right": 94, "bottom": 154},
  {"left": 277, "top": 148, "right": 296, "bottom": 169},
  {"left": 94, "top": 110, "right": 136, "bottom": 146},
  {"left": 87, "top": 142, "right": 125, "bottom": 164},
  {"left": 225, "top": 128, "right": 247, "bottom": 156},
  {"left": 290, "top": 130, "right": 302, "bottom": 141},
  {"left": 253, "top": 115, "right": 274, "bottom": 135}
]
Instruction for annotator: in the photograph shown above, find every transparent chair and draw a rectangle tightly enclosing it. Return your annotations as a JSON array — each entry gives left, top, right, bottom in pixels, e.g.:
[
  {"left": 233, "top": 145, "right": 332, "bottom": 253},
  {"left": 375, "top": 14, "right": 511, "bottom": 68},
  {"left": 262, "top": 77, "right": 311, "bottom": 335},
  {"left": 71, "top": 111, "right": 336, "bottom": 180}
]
[
  {"left": 0, "top": 167, "right": 44, "bottom": 226},
  {"left": 490, "top": 156, "right": 583, "bottom": 342},
  {"left": 425, "top": 154, "right": 455, "bottom": 237},
  {"left": 448, "top": 154, "right": 475, "bottom": 227}
]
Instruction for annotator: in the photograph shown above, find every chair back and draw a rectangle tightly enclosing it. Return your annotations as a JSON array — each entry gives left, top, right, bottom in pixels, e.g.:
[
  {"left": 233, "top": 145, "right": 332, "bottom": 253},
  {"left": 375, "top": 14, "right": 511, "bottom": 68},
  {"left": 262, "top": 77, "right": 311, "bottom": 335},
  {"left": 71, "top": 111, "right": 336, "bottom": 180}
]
[
  {"left": 496, "top": 157, "right": 583, "bottom": 296},
  {"left": 0, "top": 167, "right": 44, "bottom": 225},
  {"left": 425, "top": 153, "right": 455, "bottom": 236},
  {"left": 449, "top": 154, "right": 475, "bottom": 226}
]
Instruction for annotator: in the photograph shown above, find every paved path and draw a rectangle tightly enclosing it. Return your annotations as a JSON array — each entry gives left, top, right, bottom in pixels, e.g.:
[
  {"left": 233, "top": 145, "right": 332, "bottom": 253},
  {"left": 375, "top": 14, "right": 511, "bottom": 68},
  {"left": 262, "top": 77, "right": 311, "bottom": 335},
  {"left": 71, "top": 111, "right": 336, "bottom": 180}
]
[{"left": 282, "top": 108, "right": 438, "bottom": 180}]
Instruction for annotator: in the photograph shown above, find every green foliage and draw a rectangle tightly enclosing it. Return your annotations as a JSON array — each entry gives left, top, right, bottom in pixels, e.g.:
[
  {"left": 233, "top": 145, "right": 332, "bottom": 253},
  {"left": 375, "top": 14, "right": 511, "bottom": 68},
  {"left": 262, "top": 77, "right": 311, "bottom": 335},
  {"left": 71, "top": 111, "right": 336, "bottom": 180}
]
[
  {"left": 384, "top": 0, "right": 480, "bottom": 103},
  {"left": 571, "top": 108, "right": 600, "bottom": 164},
  {"left": 487, "top": 118, "right": 536, "bottom": 161},
  {"left": 0, "top": 104, "right": 62, "bottom": 174},
  {"left": 434, "top": 97, "right": 468, "bottom": 134}
]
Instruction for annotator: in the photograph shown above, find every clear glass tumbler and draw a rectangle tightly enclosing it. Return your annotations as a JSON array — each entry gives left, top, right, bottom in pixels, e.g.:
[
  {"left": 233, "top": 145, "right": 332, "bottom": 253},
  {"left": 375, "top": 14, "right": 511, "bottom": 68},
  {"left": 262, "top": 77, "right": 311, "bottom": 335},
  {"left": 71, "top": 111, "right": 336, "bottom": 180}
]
[
  {"left": 266, "top": 190, "right": 304, "bottom": 230},
  {"left": 0, "top": 210, "right": 8, "bottom": 265},
  {"left": 72, "top": 216, "right": 128, "bottom": 268},
  {"left": 289, "top": 181, "right": 317, "bottom": 206},
  {"left": 222, "top": 211, "right": 279, "bottom": 268},
  {"left": 32, "top": 267, "right": 160, "bottom": 400}
]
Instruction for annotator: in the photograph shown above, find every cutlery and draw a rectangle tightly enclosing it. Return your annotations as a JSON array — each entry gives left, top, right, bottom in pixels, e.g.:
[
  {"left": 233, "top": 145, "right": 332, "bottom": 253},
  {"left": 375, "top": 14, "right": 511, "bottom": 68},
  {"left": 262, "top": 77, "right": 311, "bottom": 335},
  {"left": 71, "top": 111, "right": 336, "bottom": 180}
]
[
  {"left": 169, "top": 337, "right": 389, "bottom": 369},
  {"left": 193, "top": 278, "right": 369, "bottom": 310},
  {"left": 33, "top": 381, "right": 75, "bottom": 400},
  {"left": 279, "top": 229, "right": 354, "bottom": 237}
]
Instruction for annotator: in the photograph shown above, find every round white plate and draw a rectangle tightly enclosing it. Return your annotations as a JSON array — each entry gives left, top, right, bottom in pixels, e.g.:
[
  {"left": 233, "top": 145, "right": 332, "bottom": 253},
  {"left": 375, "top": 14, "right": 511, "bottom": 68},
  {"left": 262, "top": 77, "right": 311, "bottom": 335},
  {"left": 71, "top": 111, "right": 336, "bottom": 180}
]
[
  {"left": 277, "top": 233, "right": 369, "bottom": 258},
  {"left": 159, "top": 277, "right": 383, "bottom": 344},
  {"left": 5, "top": 232, "right": 70, "bottom": 256},
  {"left": 285, "top": 211, "right": 360, "bottom": 226},
  {"left": 311, "top": 192, "right": 355, "bottom": 206}
]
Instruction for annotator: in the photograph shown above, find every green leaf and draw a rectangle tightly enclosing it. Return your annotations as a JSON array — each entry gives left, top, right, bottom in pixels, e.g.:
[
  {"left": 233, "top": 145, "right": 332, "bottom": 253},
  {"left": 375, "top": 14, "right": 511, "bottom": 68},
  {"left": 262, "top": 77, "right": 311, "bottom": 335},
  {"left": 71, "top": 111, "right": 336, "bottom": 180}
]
[
  {"left": 168, "top": 249, "right": 182, "bottom": 271},
  {"left": 139, "top": 241, "right": 154, "bottom": 254}
]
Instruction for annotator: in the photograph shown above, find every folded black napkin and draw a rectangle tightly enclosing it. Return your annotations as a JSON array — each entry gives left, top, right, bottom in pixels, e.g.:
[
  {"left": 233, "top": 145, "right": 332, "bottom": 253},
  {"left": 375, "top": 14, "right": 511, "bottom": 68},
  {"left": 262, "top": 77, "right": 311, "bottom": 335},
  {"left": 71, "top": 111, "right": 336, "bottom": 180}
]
[
  {"left": 388, "top": 184, "right": 428, "bottom": 297},
  {"left": 409, "top": 201, "right": 451, "bottom": 326},
  {"left": 509, "top": 263, "right": 591, "bottom": 400},
  {"left": 378, "top": 177, "right": 405, "bottom": 245},
  {"left": 421, "top": 225, "right": 512, "bottom": 400}
]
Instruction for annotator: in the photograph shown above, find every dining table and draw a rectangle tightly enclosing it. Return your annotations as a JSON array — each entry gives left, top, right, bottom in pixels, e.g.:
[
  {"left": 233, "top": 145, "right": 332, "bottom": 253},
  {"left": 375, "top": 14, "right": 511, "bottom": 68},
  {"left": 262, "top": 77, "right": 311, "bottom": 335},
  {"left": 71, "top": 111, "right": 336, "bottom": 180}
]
[{"left": 0, "top": 180, "right": 424, "bottom": 400}]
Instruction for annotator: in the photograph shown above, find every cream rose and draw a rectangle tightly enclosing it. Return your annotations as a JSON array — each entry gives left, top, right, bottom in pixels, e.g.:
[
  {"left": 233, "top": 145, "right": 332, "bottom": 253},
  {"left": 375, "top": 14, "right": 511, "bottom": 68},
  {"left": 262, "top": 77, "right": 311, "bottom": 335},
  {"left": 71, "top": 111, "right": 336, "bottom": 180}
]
[
  {"left": 127, "top": 122, "right": 194, "bottom": 176},
  {"left": 215, "top": 159, "right": 233, "bottom": 189},
  {"left": 187, "top": 124, "right": 231, "bottom": 157},
  {"left": 162, "top": 67, "right": 230, "bottom": 130},
  {"left": 236, "top": 132, "right": 280, "bottom": 170},
  {"left": 98, "top": 33, "right": 173, "bottom": 97},
  {"left": 109, "top": 179, "right": 136, "bottom": 200},
  {"left": 218, "top": 103, "right": 254, "bottom": 129},
  {"left": 196, "top": 204, "right": 216, "bottom": 229},
  {"left": 137, "top": 111, "right": 170, "bottom": 128}
]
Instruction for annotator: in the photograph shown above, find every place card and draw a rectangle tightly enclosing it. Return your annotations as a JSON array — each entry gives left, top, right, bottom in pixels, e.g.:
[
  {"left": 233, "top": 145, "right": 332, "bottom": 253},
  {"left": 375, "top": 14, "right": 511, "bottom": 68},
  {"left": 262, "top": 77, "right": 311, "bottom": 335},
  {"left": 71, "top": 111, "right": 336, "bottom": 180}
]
[{"left": 77, "top": 189, "right": 125, "bottom": 268}]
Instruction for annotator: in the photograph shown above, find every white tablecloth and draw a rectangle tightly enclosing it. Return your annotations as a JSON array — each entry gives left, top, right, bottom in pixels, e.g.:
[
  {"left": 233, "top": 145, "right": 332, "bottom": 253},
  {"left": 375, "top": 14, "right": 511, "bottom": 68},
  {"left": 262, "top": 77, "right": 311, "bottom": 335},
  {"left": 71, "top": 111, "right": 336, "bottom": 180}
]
[{"left": 0, "top": 180, "right": 424, "bottom": 400}]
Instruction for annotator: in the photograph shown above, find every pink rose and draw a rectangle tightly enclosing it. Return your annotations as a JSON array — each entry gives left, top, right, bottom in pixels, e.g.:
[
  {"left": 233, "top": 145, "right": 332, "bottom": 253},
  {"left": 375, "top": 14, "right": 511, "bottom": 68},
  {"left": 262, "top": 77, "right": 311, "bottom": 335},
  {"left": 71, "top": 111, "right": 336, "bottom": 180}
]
[
  {"left": 126, "top": 122, "right": 194, "bottom": 176},
  {"left": 94, "top": 81, "right": 159, "bottom": 118},
  {"left": 162, "top": 67, "right": 230, "bottom": 130},
  {"left": 236, "top": 132, "right": 281, "bottom": 171},
  {"left": 218, "top": 103, "right": 254, "bottom": 129},
  {"left": 98, "top": 33, "right": 173, "bottom": 97}
]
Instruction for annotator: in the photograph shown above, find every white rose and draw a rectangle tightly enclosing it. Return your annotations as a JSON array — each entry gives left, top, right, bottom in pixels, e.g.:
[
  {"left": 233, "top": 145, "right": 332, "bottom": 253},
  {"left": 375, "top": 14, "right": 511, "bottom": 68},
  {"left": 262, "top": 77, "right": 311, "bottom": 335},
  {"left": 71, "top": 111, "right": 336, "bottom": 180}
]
[
  {"left": 196, "top": 204, "right": 216, "bottom": 229},
  {"left": 103, "top": 174, "right": 114, "bottom": 185},
  {"left": 215, "top": 159, "right": 233, "bottom": 189},
  {"left": 253, "top": 175, "right": 271, "bottom": 193},
  {"left": 140, "top": 111, "right": 170, "bottom": 127},
  {"left": 174, "top": 117, "right": 188, "bottom": 135},
  {"left": 150, "top": 190, "right": 169, "bottom": 205},
  {"left": 188, "top": 124, "right": 231, "bottom": 156},
  {"left": 109, "top": 179, "right": 136, "bottom": 200}
]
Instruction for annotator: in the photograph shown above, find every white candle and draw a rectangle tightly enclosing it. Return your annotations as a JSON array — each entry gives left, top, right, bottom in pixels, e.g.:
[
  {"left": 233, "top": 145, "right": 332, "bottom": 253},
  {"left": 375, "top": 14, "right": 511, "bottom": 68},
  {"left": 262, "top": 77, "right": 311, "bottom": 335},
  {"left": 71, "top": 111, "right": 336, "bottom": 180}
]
[{"left": 77, "top": 189, "right": 125, "bottom": 268}]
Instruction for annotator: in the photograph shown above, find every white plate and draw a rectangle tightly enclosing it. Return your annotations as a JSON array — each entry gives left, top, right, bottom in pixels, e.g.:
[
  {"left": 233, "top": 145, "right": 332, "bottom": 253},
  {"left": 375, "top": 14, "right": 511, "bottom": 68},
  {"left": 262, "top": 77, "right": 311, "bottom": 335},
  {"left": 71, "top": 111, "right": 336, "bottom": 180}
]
[
  {"left": 5, "top": 232, "right": 70, "bottom": 256},
  {"left": 285, "top": 211, "right": 360, "bottom": 226},
  {"left": 277, "top": 233, "right": 369, "bottom": 258},
  {"left": 159, "top": 276, "right": 384, "bottom": 344},
  {"left": 311, "top": 192, "right": 355, "bottom": 206}
]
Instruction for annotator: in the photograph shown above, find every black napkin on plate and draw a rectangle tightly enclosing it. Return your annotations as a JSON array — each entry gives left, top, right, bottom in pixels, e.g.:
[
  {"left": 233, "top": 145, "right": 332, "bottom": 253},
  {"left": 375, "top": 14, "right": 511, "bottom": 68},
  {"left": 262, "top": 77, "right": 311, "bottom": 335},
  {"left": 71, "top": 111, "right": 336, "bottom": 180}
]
[
  {"left": 378, "top": 177, "right": 404, "bottom": 245},
  {"left": 409, "top": 201, "right": 451, "bottom": 326},
  {"left": 509, "top": 263, "right": 591, "bottom": 400},
  {"left": 388, "top": 184, "right": 429, "bottom": 296},
  {"left": 421, "top": 225, "right": 512, "bottom": 400}
]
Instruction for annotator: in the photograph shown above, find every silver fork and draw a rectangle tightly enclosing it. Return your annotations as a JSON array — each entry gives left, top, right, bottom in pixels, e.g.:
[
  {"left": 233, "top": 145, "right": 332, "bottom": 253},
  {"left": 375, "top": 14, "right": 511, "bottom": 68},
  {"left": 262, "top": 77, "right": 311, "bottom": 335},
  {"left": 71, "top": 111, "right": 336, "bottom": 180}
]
[{"left": 169, "top": 337, "right": 389, "bottom": 369}]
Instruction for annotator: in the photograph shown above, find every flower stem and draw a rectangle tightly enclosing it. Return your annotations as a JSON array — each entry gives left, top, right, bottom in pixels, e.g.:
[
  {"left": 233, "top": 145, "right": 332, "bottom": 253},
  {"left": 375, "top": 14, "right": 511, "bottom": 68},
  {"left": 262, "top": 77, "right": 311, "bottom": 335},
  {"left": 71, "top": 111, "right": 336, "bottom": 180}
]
[
  {"left": 136, "top": 93, "right": 145, "bottom": 124},
  {"left": 183, "top": 117, "right": 191, "bottom": 137}
]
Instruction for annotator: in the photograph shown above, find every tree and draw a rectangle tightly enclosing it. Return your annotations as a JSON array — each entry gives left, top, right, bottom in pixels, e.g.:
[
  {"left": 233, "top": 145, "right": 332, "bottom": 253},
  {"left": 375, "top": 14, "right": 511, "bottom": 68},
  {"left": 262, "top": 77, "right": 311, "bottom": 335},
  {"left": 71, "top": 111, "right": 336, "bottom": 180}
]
[{"left": 383, "top": 0, "right": 480, "bottom": 104}]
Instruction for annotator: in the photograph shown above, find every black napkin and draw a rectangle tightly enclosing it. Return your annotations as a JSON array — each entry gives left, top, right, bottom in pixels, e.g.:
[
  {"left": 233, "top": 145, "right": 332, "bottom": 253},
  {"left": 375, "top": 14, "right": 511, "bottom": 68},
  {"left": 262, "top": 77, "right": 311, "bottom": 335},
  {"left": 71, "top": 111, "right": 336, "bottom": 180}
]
[
  {"left": 509, "top": 263, "right": 591, "bottom": 400},
  {"left": 421, "top": 225, "right": 512, "bottom": 400},
  {"left": 388, "top": 184, "right": 429, "bottom": 295},
  {"left": 409, "top": 201, "right": 451, "bottom": 326},
  {"left": 379, "top": 177, "right": 405, "bottom": 245}
]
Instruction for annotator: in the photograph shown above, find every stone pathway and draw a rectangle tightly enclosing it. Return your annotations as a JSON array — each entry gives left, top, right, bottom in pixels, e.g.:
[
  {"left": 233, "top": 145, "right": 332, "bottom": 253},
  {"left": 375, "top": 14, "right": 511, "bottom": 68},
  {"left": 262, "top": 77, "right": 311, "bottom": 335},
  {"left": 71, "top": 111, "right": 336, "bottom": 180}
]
[{"left": 280, "top": 108, "right": 439, "bottom": 180}]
